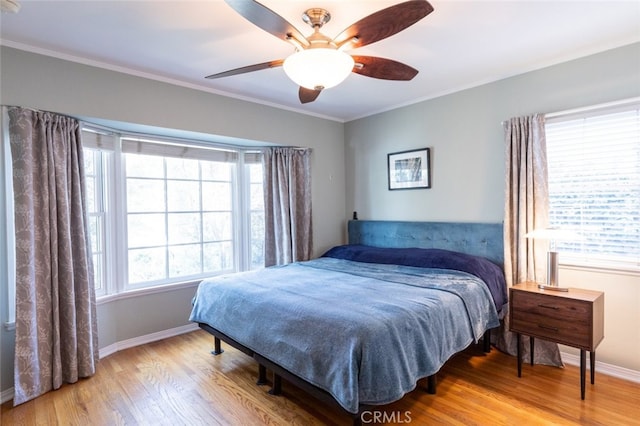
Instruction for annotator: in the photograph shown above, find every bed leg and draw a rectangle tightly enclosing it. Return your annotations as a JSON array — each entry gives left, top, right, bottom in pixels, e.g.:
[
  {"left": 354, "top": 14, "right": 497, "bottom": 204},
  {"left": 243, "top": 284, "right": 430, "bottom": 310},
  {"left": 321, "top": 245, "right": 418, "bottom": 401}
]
[
  {"left": 268, "top": 373, "right": 282, "bottom": 395},
  {"left": 210, "top": 337, "right": 224, "bottom": 355},
  {"left": 483, "top": 329, "right": 491, "bottom": 353},
  {"left": 257, "top": 364, "right": 267, "bottom": 385},
  {"left": 427, "top": 375, "right": 437, "bottom": 394}
]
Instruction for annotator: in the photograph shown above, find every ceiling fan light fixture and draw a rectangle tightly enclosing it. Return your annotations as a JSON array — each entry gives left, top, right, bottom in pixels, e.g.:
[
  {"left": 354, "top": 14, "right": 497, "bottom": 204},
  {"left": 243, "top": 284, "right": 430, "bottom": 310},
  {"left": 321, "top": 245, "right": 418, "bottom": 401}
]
[
  {"left": 1, "top": 0, "right": 21, "bottom": 13},
  {"left": 283, "top": 48, "right": 354, "bottom": 90}
]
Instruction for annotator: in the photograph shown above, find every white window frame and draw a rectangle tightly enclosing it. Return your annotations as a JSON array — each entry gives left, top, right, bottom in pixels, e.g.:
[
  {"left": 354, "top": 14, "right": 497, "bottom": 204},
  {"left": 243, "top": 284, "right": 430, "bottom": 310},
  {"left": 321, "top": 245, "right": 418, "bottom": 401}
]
[
  {"left": 245, "top": 157, "right": 266, "bottom": 271},
  {"left": 82, "top": 128, "right": 118, "bottom": 297},
  {"left": 1, "top": 106, "right": 16, "bottom": 328},
  {"left": 82, "top": 125, "right": 264, "bottom": 298},
  {"left": 545, "top": 97, "right": 640, "bottom": 273}
]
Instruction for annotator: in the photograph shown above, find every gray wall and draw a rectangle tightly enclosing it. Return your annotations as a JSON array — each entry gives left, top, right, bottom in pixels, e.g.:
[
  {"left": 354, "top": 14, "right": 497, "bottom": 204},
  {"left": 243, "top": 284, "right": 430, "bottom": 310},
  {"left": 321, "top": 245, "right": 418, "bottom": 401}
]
[
  {"left": 344, "top": 43, "right": 640, "bottom": 223},
  {"left": 344, "top": 42, "right": 640, "bottom": 372},
  {"left": 0, "top": 46, "right": 347, "bottom": 396}
]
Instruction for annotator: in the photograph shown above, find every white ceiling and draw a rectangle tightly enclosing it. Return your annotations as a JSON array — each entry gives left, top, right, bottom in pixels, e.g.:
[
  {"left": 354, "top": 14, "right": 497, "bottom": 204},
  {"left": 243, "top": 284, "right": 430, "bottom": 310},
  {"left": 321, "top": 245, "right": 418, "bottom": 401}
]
[{"left": 1, "top": 0, "right": 639, "bottom": 122}]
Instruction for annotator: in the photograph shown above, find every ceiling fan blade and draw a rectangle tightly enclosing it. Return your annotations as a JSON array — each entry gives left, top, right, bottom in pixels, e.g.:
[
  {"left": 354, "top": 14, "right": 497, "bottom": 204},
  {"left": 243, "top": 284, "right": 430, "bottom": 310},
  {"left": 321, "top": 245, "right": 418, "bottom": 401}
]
[
  {"left": 205, "top": 59, "right": 284, "bottom": 79},
  {"left": 351, "top": 56, "right": 418, "bottom": 81},
  {"left": 224, "top": 0, "right": 309, "bottom": 47},
  {"left": 299, "top": 87, "right": 322, "bottom": 104},
  {"left": 333, "top": 0, "right": 434, "bottom": 49}
]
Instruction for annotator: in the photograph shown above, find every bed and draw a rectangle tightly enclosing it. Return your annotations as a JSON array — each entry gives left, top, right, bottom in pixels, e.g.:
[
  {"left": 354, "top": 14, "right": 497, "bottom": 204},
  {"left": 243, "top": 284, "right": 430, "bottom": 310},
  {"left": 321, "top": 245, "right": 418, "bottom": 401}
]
[{"left": 189, "top": 220, "right": 506, "bottom": 423}]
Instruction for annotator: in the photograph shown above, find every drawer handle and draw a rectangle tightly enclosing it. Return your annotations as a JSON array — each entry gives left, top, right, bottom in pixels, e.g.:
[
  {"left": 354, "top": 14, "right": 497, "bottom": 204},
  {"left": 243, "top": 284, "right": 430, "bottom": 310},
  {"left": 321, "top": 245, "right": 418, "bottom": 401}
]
[
  {"left": 538, "top": 304, "right": 560, "bottom": 310},
  {"left": 538, "top": 324, "right": 559, "bottom": 332}
]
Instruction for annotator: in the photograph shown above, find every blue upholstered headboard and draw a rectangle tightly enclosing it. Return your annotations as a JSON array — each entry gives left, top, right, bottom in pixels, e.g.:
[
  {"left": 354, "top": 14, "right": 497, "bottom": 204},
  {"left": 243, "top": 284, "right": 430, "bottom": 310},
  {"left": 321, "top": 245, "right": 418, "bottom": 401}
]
[{"left": 348, "top": 220, "right": 504, "bottom": 266}]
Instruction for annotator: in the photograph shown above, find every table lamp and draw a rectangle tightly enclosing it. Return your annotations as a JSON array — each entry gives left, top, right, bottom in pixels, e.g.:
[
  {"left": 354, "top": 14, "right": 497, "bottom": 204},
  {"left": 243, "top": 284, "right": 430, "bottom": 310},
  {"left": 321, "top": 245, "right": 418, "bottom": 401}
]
[{"left": 524, "top": 227, "right": 580, "bottom": 291}]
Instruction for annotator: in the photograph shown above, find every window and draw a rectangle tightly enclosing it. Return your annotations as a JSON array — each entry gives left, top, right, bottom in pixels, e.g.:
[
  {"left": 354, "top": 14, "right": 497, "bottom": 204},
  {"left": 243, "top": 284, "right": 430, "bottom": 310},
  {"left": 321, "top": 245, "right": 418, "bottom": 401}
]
[
  {"left": 546, "top": 100, "right": 640, "bottom": 270},
  {"left": 83, "top": 148, "right": 110, "bottom": 295},
  {"left": 247, "top": 161, "right": 265, "bottom": 269},
  {"left": 82, "top": 128, "right": 264, "bottom": 296}
]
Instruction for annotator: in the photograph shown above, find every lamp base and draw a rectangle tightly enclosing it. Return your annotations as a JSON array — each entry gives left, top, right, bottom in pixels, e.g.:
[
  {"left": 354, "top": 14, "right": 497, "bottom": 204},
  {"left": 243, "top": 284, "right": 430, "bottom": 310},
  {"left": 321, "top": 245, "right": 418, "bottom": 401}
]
[{"left": 537, "top": 284, "right": 569, "bottom": 292}]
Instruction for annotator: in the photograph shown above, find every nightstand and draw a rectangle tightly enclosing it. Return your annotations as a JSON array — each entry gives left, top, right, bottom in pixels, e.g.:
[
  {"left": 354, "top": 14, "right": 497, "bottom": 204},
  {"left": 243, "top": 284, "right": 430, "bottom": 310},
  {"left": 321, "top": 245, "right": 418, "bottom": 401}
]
[{"left": 509, "top": 282, "right": 604, "bottom": 400}]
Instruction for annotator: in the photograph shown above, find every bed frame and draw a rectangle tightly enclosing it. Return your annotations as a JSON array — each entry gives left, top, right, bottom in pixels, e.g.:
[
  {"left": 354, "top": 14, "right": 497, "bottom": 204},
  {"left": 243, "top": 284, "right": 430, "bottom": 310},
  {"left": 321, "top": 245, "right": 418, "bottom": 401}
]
[{"left": 198, "top": 220, "right": 504, "bottom": 425}]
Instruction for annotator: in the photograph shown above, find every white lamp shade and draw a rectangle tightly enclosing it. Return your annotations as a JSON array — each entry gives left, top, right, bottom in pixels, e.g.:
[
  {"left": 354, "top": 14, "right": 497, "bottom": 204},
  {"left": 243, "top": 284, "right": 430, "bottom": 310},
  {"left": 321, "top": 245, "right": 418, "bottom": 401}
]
[{"left": 283, "top": 48, "right": 354, "bottom": 90}]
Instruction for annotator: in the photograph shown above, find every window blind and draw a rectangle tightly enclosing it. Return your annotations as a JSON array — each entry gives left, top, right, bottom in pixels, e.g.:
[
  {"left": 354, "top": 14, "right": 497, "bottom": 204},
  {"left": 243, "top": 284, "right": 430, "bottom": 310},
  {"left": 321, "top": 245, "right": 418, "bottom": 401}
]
[
  {"left": 546, "top": 102, "right": 640, "bottom": 269},
  {"left": 82, "top": 127, "right": 263, "bottom": 163},
  {"left": 244, "top": 151, "right": 263, "bottom": 164},
  {"left": 81, "top": 128, "right": 116, "bottom": 150},
  {"left": 121, "top": 137, "right": 239, "bottom": 162}
]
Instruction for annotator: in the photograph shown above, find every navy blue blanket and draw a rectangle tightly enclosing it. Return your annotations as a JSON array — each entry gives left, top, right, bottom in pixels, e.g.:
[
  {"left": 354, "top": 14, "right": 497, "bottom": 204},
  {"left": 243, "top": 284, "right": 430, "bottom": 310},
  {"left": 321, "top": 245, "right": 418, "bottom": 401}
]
[
  {"left": 323, "top": 244, "right": 507, "bottom": 315},
  {"left": 190, "top": 257, "right": 500, "bottom": 413}
]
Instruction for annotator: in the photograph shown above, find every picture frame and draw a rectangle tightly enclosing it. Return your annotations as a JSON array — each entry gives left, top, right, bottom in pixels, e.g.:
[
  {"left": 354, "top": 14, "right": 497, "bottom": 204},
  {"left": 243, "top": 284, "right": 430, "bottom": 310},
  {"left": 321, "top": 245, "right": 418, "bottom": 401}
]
[{"left": 387, "top": 148, "right": 431, "bottom": 190}]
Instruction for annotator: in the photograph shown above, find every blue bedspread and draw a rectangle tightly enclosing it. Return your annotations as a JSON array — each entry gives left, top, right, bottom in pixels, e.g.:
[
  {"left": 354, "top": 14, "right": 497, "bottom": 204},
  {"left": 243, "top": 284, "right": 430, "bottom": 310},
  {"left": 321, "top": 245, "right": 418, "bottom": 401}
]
[
  {"left": 189, "top": 257, "right": 500, "bottom": 414},
  {"left": 322, "top": 244, "right": 508, "bottom": 316}
]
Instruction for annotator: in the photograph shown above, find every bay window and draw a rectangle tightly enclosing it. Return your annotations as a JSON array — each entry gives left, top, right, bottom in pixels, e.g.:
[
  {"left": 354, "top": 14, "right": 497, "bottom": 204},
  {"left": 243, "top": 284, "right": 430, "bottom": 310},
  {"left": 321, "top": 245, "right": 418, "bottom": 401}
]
[{"left": 82, "top": 128, "right": 264, "bottom": 297}]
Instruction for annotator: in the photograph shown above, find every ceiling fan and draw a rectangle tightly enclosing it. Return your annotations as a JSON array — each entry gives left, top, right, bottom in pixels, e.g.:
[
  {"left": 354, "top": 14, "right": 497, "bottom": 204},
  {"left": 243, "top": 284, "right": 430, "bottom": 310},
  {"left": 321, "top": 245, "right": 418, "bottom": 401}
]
[{"left": 206, "top": 0, "right": 434, "bottom": 104}]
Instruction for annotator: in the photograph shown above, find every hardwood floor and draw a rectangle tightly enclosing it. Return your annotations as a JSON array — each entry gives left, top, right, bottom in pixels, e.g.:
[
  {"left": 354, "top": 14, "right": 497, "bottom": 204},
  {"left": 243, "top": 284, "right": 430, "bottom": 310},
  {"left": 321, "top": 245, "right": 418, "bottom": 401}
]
[{"left": 2, "top": 329, "right": 639, "bottom": 425}]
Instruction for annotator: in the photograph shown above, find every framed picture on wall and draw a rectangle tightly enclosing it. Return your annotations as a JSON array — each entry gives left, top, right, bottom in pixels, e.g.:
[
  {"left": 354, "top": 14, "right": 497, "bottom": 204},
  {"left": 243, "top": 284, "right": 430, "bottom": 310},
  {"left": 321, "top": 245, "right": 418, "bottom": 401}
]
[{"left": 387, "top": 148, "right": 431, "bottom": 190}]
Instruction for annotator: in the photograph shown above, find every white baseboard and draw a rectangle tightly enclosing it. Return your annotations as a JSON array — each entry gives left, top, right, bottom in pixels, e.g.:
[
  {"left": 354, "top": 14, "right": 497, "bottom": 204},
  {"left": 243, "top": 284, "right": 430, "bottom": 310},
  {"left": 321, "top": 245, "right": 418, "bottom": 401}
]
[
  {"left": 561, "top": 351, "right": 640, "bottom": 383},
  {"left": 98, "top": 323, "right": 199, "bottom": 359},
  {"left": 1, "top": 387, "right": 14, "bottom": 404},
  {"left": 0, "top": 323, "right": 200, "bottom": 405}
]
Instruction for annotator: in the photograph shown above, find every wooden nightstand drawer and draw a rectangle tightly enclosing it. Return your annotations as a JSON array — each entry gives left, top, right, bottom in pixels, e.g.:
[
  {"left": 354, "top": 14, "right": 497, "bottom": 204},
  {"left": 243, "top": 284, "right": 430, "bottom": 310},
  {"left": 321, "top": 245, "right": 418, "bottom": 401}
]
[
  {"left": 511, "top": 291, "right": 591, "bottom": 321},
  {"left": 511, "top": 291, "right": 592, "bottom": 348},
  {"left": 511, "top": 313, "right": 590, "bottom": 348}
]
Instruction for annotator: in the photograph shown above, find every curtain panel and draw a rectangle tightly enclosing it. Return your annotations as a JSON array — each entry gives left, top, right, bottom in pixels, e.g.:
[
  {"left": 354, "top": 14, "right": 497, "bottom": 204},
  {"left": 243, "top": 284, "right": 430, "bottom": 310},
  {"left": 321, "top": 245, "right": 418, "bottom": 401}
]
[
  {"left": 263, "top": 147, "right": 313, "bottom": 266},
  {"left": 8, "top": 107, "right": 99, "bottom": 405},
  {"left": 497, "top": 114, "right": 562, "bottom": 367}
]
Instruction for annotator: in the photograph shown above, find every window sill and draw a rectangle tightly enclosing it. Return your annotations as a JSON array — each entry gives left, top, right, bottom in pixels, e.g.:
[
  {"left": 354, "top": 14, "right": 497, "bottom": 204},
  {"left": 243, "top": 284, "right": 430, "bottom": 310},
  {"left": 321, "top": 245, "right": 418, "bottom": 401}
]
[
  {"left": 560, "top": 261, "right": 640, "bottom": 277},
  {"left": 97, "top": 280, "right": 201, "bottom": 305}
]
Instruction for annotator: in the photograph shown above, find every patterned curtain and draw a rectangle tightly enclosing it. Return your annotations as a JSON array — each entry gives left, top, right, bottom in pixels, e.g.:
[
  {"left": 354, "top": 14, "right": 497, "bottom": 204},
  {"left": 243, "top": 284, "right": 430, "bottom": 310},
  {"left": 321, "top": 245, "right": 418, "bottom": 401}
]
[
  {"left": 263, "top": 147, "right": 313, "bottom": 266},
  {"left": 8, "top": 107, "right": 99, "bottom": 405},
  {"left": 496, "top": 114, "right": 562, "bottom": 367}
]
